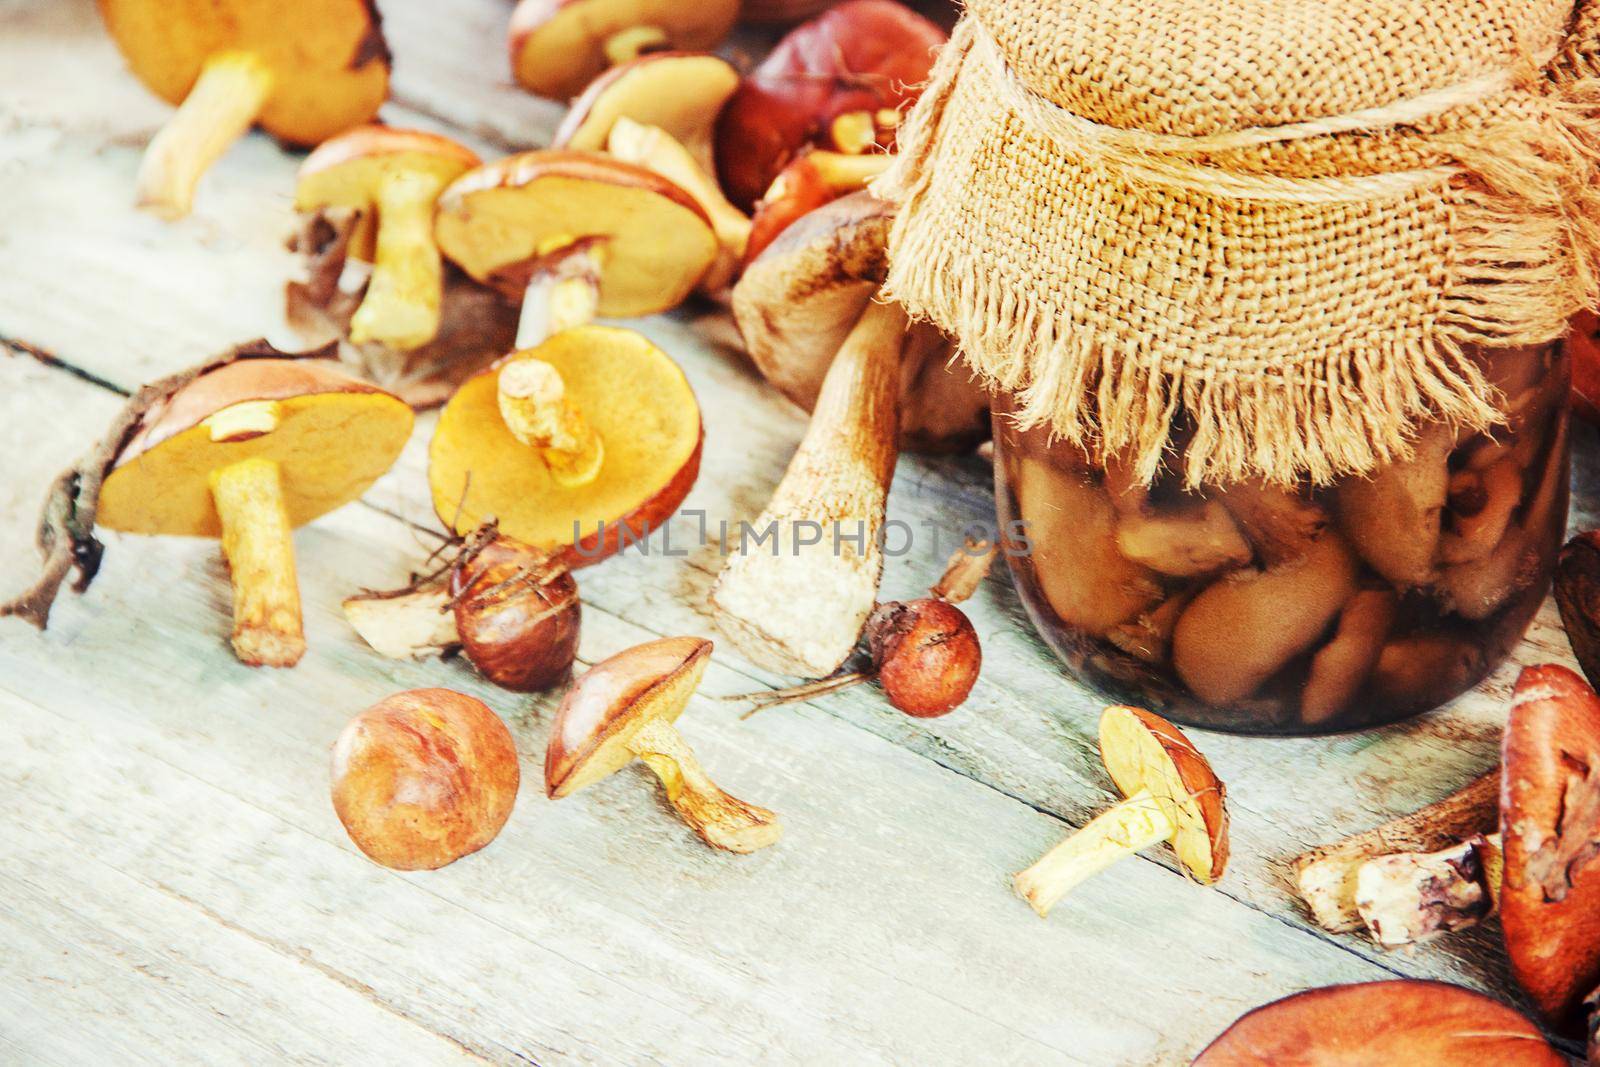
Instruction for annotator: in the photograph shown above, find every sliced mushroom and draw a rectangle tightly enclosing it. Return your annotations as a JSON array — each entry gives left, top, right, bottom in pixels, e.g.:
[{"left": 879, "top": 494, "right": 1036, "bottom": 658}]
[
  {"left": 295, "top": 127, "right": 480, "bottom": 351},
  {"left": 1192, "top": 981, "right": 1565, "bottom": 1065},
  {"left": 429, "top": 327, "right": 702, "bottom": 567},
  {"left": 509, "top": 0, "right": 740, "bottom": 101},
  {"left": 554, "top": 52, "right": 739, "bottom": 176},
  {"left": 1013, "top": 706, "right": 1227, "bottom": 917},
  {"left": 99, "top": 0, "right": 389, "bottom": 218},
  {"left": 97, "top": 357, "right": 411, "bottom": 666},
  {"left": 546, "top": 637, "right": 781, "bottom": 853},
  {"left": 715, "top": 0, "right": 947, "bottom": 209}
]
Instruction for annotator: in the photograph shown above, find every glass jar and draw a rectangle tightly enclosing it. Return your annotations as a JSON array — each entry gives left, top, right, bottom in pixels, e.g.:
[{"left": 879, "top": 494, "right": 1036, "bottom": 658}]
[{"left": 995, "top": 343, "right": 1571, "bottom": 735}]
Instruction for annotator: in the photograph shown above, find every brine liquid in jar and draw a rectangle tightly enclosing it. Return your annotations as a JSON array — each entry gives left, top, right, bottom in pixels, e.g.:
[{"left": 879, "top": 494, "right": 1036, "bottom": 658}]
[{"left": 994, "top": 343, "right": 1570, "bottom": 735}]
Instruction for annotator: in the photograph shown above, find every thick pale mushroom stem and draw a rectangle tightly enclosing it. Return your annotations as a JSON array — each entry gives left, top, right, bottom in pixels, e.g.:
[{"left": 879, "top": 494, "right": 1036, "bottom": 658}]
[
  {"left": 1013, "top": 790, "right": 1174, "bottom": 917},
  {"left": 625, "top": 716, "right": 782, "bottom": 853},
  {"left": 515, "top": 241, "right": 604, "bottom": 349},
  {"left": 782, "top": 151, "right": 894, "bottom": 194},
  {"left": 608, "top": 119, "right": 750, "bottom": 291},
  {"left": 208, "top": 452, "right": 304, "bottom": 668},
  {"left": 349, "top": 169, "right": 447, "bottom": 350},
  {"left": 496, "top": 357, "right": 605, "bottom": 488},
  {"left": 1354, "top": 833, "right": 1503, "bottom": 947},
  {"left": 603, "top": 25, "right": 670, "bottom": 65},
  {"left": 136, "top": 51, "right": 275, "bottom": 220},
  {"left": 710, "top": 298, "right": 907, "bottom": 676}
]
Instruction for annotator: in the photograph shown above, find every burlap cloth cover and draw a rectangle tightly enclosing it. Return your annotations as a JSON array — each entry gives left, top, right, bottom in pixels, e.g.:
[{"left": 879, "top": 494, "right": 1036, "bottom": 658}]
[{"left": 874, "top": 0, "right": 1600, "bottom": 486}]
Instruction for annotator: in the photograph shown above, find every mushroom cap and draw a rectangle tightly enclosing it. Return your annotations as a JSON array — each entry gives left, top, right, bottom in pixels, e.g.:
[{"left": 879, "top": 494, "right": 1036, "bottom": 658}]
[
  {"left": 98, "top": 357, "right": 412, "bottom": 537},
  {"left": 97, "top": 0, "right": 389, "bottom": 146},
  {"left": 509, "top": 0, "right": 741, "bottom": 101},
  {"left": 1098, "top": 705, "right": 1228, "bottom": 883},
  {"left": 295, "top": 126, "right": 481, "bottom": 211},
  {"left": 715, "top": 0, "right": 947, "bottom": 208},
  {"left": 553, "top": 52, "right": 739, "bottom": 174},
  {"left": 1192, "top": 980, "right": 1565, "bottom": 1065},
  {"left": 1500, "top": 663, "right": 1600, "bottom": 1027},
  {"left": 330, "top": 688, "right": 521, "bottom": 871},
  {"left": 545, "top": 636, "right": 712, "bottom": 797},
  {"left": 732, "top": 191, "right": 989, "bottom": 452},
  {"left": 435, "top": 151, "right": 718, "bottom": 319},
  {"left": 428, "top": 326, "right": 702, "bottom": 566}
]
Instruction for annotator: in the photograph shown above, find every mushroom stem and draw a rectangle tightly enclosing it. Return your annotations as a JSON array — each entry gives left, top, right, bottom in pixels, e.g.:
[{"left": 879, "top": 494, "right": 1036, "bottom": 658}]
[
  {"left": 515, "top": 242, "right": 604, "bottom": 349},
  {"left": 136, "top": 50, "right": 274, "bottom": 220},
  {"left": 496, "top": 356, "right": 605, "bottom": 488},
  {"left": 710, "top": 298, "right": 907, "bottom": 677},
  {"left": 785, "top": 151, "right": 894, "bottom": 195},
  {"left": 829, "top": 110, "right": 877, "bottom": 154},
  {"left": 602, "top": 25, "right": 670, "bottom": 65},
  {"left": 349, "top": 169, "right": 446, "bottom": 351},
  {"left": 209, "top": 456, "right": 305, "bottom": 668},
  {"left": 625, "top": 716, "right": 782, "bottom": 853},
  {"left": 607, "top": 118, "right": 749, "bottom": 290},
  {"left": 1013, "top": 789, "right": 1175, "bottom": 917},
  {"left": 1355, "top": 833, "right": 1503, "bottom": 946}
]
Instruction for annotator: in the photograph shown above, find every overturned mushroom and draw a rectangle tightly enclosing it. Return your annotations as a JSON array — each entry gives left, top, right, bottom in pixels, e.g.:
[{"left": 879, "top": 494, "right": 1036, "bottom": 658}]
[
  {"left": 554, "top": 52, "right": 739, "bottom": 177},
  {"left": 95, "top": 356, "right": 411, "bottom": 667},
  {"left": 1013, "top": 706, "right": 1227, "bottom": 917},
  {"left": 429, "top": 327, "right": 702, "bottom": 565},
  {"left": 509, "top": 0, "right": 740, "bottom": 100},
  {"left": 546, "top": 637, "right": 781, "bottom": 853},
  {"left": 100, "top": 0, "right": 389, "bottom": 219},
  {"left": 1192, "top": 981, "right": 1565, "bottom": 1066},
  {"left": 715, "top": 0, "right": 946, "bottom": 209},
  {"left": 295, "top": 127, "right": 480, "bottom": 352}
]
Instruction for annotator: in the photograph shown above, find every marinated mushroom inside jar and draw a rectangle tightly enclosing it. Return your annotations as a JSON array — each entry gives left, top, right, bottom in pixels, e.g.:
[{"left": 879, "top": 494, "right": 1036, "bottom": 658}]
[{"left": 994, "top": 342, "right": 1570, "bottom": 734}]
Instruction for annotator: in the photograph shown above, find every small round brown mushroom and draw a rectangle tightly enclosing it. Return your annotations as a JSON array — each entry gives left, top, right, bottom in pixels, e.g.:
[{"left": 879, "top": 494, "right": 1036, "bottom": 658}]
[
  {"left": 546, "top": 637, "right": 781, "bottom": 853},
  {"left": 294, "top": 127, "right": 480, "bottom": 352},
  {"left": 1501, "top": 663, "right": 1600, "bottom": 1029},
  {"left": 509, "top": 0, "right": 741, "bottom": 101},
  {"left": 553, "top": 52, "right": 739, "bottom": 177},
  {"left": 97, "top": 357, "right": 412, "bottom": 667},
  {"left": 450, "top": 536, "right": 581, "bottom": 692},
  {"left": 1192, "top": 980, "right": 1565, "bottom": 1065},
  {"left": 331, "top": 688, "right": 520, "bottom": 871},
  {"left": 98, "top": 0, "right": 390, "bottom": 219},
  {"left": 1013, "top": 706, "right": 1228, "bottom": 917},
  {"left": 434, "top": 150, "right": 718, "bottom": 348}
]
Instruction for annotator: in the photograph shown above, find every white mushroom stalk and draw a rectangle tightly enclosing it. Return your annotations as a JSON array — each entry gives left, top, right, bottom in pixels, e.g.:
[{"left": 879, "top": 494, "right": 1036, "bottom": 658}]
[
  {"left": 514, "top": 239, "right": 606, "bottom": 349},
  {"left": 1014, "top": 789, "right": 1176, "bottom": 916}
]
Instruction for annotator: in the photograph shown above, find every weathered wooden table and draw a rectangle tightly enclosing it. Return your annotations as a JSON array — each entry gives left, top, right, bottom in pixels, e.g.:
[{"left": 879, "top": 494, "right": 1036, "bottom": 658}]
[{"left": 1, "top": 2, "right": 1594, "bottom": 1063}]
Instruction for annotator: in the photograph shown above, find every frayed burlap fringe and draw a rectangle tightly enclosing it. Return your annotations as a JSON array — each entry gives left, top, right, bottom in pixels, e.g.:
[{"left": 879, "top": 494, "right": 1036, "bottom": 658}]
[{"left": 875, "top": 14, "right": 1600, "bottom": 488}]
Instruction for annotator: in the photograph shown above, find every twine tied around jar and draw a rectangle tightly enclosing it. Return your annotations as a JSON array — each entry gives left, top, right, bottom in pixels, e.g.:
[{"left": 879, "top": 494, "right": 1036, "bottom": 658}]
[{"left": 875, "top": 2, "right": 1600, "bottom": 487}]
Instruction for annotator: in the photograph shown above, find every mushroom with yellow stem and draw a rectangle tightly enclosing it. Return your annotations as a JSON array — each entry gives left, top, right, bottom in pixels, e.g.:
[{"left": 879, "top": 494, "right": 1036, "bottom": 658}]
[
  {"left": 546, "top": 637, "right": 781, "bottom": 853},
  {"left": 744, "top": 150, "right": 896, "bottom": 266},
  {"left": 294, "top": 127, "right": 481, "bottom": 352},
  {"left": 97, "top": 0, "right": 390, "bottom": 219},
  {"left": 509, "top": 0, "right": 741, "bottom": 101},
  {"left": 553, "top": 52, "right": 740, "bottom": 177},
  {"left": 95, "top": 356, "right": 412, "bottom": 667},
  {"left": 1013, "top": 706, "right": 1229, "bottom": 917}
]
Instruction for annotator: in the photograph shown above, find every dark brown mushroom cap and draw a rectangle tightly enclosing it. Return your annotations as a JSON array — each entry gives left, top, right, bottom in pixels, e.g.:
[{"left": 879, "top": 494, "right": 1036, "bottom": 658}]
[
  {"left": 544, "top": 637, "right": 712, "bottom": 798},
  {"left": 98, "top": 0, "right": 390, "bottom": 146},
  {"left": 1501, "top": 663, "right": 1600, "bottom": 1027},
  {"left": 1192, "top": 980, "right": 1565, "bottom": 1065},
  {"left": 1100, "top": 705, "right": 1228, "bottom": 883}
]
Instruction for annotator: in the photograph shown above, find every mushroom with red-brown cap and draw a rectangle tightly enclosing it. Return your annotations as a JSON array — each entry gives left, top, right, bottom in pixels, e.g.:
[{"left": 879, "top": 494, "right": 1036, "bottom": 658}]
[
  {"left": 1013, "top": 705, "right": 1228, "bottom": 917},
  {"left": 98, "top": 0, "right": 389, "bottom": 219},
  {"left": 294, "top": 127, "right": 480, "bottom": 353},
  {"left": 1192, "top": 980, "right": 1565, "bottom": 1066},
  {"left": 546, "top": 637, "right": 781, "bottom": 853},
  {"left": 709, "top": 192, "right": 987, "bottom": 677},
  {"left": 715, "top": 0, "right": 946, "bottom": 209},
  {"left": 95, "top": 356, "right": 412, "bottom": 667},
  {"left": 509, "top": 0, "right": 741, "bottom": 101},
  {"left": 554, "top": 52, "right": 739, "bottom": 177}
]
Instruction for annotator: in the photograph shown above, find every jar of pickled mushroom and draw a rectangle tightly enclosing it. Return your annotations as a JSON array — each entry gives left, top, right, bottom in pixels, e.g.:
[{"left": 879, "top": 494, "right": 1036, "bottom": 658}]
[{"left": 873, "top": 0, "right": 1600, "bottom": 733}]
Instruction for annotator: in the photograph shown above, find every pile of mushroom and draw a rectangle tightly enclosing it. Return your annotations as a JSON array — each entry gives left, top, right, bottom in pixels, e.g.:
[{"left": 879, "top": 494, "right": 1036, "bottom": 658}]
[{"left": 100, "top": 0, "right": 390, "bottom": 219}]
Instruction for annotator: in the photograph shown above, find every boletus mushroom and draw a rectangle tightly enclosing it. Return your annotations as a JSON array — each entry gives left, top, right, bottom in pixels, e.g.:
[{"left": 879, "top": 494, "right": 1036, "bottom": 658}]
[
  {"left": 1013, "top": 706, "right": 1227, "bottom": 917},
  {"left": 715, "top": 0, "right": 946, "bottom": 209},
  {"left": 98, "top": 0, "right": 390, "bottom": 219},
  {"left": 428, "top": 327, "right": 702, "bottom": 566},
  {"left": 553, "top": 52, "right": 739, "bottom": 177},
  {"left": 508, "top": 0, "right": 741, "bottom": 101},
  {"left": 1191, "top": 980, "right": 1565, "bottom": 1065},
  {"left": 294, "top": 127, "right": 481, "bottom": 351},
  {"left": 546, "top": 637, "right": 781, "bottom": 853},
  {"left": 331, "top": 688, "right": 520, "bottom": 870},
  {"left": 97, "top": 357, "right": 412, "bottom": 667}
]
